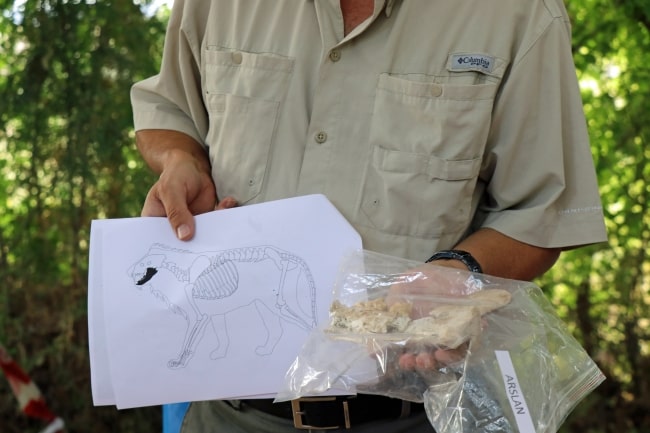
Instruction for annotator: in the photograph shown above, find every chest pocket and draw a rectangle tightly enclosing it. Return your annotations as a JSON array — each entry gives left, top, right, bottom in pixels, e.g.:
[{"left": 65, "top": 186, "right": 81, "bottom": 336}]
[
  {"left": 359, "top": 73, "right": 499, "bottom": 238},
  {"left": 203, "top": 48, "right": 294, "bottom": 204}
]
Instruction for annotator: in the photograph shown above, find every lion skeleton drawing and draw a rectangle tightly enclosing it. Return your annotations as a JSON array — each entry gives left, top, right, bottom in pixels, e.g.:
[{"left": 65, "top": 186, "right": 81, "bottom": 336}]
[{"left": 128, "top": 243, "right": 318, "bottom": 369}]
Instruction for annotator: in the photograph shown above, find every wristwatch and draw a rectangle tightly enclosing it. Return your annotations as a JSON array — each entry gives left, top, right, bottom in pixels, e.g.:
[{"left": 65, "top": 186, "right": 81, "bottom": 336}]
[{"left": 425, "top": 249, "right": 483, "bottom": 273}]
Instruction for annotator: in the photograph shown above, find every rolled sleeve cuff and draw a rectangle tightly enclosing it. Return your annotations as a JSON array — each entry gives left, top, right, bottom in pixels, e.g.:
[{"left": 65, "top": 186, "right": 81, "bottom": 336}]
[
  {"left": 133, "top": 108, "right": 205, "bottom": 150},
  {"left": 479, "top": 207, "right": 608, "bottom": 249}
]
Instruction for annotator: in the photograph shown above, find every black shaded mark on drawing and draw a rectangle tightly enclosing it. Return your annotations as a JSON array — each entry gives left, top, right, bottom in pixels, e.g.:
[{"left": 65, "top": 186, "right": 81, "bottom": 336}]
[
  {"left": 136, "top": 267, "right": 158, "bottom": 285},
  {"left": 127, "top": 244, "right": 318, "bottom": 369}
]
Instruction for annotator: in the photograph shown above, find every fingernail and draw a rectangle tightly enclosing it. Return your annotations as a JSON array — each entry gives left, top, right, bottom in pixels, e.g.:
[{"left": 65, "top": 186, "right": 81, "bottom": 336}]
[{"left": 177, "top": 224, "right": 191, "bottom": 240}]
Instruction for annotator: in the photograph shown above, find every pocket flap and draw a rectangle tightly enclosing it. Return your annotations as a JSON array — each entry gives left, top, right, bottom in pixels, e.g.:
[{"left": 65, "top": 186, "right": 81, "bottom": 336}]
[{"left": 374, "top": 146, "right": 481, "bottom": 181}]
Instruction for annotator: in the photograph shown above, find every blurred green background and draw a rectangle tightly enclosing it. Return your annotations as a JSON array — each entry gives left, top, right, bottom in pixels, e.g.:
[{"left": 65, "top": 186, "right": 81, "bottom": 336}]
[{"left": 0, "top": 0, "right": 648, "bottom": 432}]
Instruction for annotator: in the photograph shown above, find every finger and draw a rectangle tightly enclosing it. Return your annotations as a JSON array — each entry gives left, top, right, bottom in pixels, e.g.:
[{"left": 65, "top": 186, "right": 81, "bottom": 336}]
[
  {"left": 215, "top": 196, "right": 238, "bottom": 211},
  {"left": 415, "top": 351, "right": 438, "bottom": 370},
  {"left": 398, "top": 352, "right": 417, "bottom": 370},
  {"left": 433, "top": 345, "right": 468, "bottom": 365}
]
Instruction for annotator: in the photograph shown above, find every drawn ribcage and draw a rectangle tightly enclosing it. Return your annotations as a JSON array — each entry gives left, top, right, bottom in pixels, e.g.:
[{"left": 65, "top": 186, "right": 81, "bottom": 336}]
[{"left": 192, "top": 259, "right": 239, "bottom": 300}]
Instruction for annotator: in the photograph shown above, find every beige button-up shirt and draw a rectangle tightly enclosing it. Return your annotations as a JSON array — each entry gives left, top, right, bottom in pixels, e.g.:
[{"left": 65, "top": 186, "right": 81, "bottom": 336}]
[{"left": 132, "top": 0, "right": 608, "bottom": 261}]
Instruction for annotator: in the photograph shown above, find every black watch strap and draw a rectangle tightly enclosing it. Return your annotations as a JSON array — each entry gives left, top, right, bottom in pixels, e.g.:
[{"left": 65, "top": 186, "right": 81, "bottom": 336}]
[{"left": 425, "top": 249, "right": 483, "bottom": 273}]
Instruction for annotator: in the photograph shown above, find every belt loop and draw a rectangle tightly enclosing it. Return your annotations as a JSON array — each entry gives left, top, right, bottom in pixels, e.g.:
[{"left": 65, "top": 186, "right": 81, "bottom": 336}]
[
  {"left": 399, "top": 401, "right": 411, "bottom": 418},
  {"left": 342, "top": 400, "right": 351, "bottom": 429},
  {"left": 291, "top": 397, "right": 351, "bottom": 430}
]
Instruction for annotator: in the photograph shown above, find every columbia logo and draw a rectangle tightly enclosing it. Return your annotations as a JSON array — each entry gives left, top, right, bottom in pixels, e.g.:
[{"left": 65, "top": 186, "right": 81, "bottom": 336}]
[{"left": 450, "top": 53, "right": 495, "bottom": 73}]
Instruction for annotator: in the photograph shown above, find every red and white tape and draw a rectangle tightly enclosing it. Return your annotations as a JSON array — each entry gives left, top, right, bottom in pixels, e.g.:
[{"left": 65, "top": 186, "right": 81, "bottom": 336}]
[{"left": 0, "top": 342, "right": 65, "bottom": 433}]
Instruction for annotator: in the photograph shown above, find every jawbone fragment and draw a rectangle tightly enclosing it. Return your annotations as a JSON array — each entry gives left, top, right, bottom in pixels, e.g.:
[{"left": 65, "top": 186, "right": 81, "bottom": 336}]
[{"left": 326, "top": 289, "right": 511, "bottom": 348}]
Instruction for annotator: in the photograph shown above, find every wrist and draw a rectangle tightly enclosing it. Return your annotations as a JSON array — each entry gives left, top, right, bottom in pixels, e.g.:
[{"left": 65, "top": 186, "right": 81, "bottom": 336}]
[
  {"left": 165, "top": 147, "right": 212, "bottom": 175},
  {"left": 137, "top": 129, "right": 211, "bottom": 175}
]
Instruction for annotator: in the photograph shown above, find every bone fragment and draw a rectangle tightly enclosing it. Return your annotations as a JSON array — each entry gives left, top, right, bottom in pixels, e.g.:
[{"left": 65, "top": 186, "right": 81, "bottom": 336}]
[{"left": 326, "top": 289, "right": 511, "bottom": 348}]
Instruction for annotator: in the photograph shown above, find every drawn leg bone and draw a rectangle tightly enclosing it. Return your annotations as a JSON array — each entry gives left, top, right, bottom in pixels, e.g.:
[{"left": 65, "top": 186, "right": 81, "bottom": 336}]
[
  {"left": 168, "top": 283, "right": 210, "bottom": 369},
  {"left": 274, "top": 262, "right": 314, "bottom": 331},
  {"left": 169, "top": 314, "right": 209, "bottom": 369},
  {"left": 208, "top": 314, "right": 230, "bottom": 360},
  {"left": 252, "top": 299, "right": 283, "bottom": 355}
]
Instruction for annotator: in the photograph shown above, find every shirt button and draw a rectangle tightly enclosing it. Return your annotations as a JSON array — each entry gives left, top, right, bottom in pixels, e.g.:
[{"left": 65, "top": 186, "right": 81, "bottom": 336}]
[
  {"left": 314, "top": 131, "right": 328, "bottom": 144},
  {"left": 231, "top": 51, "right": 243, "bottom": 65},
  {"left": 329, "top": 49, "right": 341, "bottom": 62},
  {"left": 430, "top": 84, "right": 443, "bottom": 97}
]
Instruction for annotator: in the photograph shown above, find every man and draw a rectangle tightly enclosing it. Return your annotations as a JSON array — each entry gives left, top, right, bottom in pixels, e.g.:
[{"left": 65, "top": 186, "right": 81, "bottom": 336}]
[{"left": 131, "top": 0, "right": 608, "bottom": 431}]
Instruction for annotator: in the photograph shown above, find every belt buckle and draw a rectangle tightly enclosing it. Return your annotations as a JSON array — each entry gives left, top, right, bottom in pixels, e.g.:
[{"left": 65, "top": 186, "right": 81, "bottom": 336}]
[{"left": 291, "top": 397, "right": 351, "bottom": 430}]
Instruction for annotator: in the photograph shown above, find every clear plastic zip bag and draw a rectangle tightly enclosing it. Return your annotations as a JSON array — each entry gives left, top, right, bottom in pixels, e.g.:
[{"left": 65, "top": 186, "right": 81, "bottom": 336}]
[{"left": 276, "top": 250, "right": 605, "bottom": 433}]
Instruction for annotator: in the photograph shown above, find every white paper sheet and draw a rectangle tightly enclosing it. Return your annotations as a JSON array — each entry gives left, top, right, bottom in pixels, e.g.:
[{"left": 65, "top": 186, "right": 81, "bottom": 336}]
[{"left": 88, "top": 195, "right": 362, "bottom": 409}]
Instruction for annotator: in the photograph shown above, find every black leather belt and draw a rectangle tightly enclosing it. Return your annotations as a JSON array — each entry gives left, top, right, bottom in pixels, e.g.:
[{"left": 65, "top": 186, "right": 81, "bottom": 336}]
[{"left": 242, "top": 395, "right": 424, "bottom": 430}]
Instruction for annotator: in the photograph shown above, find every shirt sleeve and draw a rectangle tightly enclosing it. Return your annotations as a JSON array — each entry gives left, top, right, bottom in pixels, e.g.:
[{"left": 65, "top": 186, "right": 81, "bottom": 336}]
[
  {"left": 130, "top": 0, "right": 209, "bottom": 148},
  {"left": 474, "top": 5, "right": 608, "bottom": 249}
]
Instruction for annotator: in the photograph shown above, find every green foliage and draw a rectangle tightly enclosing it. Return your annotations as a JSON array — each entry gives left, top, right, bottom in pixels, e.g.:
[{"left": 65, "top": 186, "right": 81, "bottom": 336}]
[
  {"left": 0, "top": 0, "right": 166, "bottom": 431},
  {"left": 537, "top": 1, "right": 650, "bottom": 431},
  {"left": 0, "top": 1, "right": 648, "bottom": 432}
]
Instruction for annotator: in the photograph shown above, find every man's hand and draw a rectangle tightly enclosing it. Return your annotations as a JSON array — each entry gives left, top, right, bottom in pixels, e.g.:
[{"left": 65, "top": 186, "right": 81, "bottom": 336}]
[
  {"left": 384, "top": 262, "right": 479, "bottom": 373},
  {"left": 136, "top": 129, "right": 238, "bottom": 240},
  {"left": 397, "top": 341, "right": 468, "bottom": 371},
  {"left": 141, "top": 156, "right": 217, "bottom": 240},
  {"left": 386, "top": 229, "right": 559, "bottom": 374}
]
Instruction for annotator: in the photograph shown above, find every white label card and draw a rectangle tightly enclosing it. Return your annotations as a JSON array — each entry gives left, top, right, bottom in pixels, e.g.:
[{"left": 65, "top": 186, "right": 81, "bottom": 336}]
[{"left": 494, "top": 350, "right": 537, "bottom": 433}]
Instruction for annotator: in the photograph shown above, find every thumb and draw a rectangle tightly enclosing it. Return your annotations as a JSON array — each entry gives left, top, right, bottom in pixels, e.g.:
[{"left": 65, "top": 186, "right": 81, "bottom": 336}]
[
  {"left": 167, "top": 206, "right": 196, "bottom": 241},
  {"left": 143, "top": 179, "right": 198, "bottom": 241}
]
